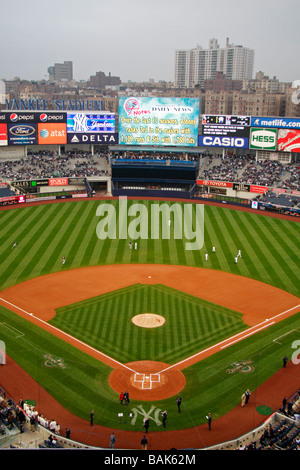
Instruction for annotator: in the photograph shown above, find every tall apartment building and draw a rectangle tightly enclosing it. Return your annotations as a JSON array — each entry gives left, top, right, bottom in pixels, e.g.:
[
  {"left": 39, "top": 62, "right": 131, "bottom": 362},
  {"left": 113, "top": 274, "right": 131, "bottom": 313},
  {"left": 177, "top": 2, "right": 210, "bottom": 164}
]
[
  {"left": 175, "top": 38, "right": 254, "bottom": 88},
  {"left": 231, "top": 90, "right": 286, "bottom": 116},
  {"left": 48, "top": 61, "right": 73, "bottom": 82}
]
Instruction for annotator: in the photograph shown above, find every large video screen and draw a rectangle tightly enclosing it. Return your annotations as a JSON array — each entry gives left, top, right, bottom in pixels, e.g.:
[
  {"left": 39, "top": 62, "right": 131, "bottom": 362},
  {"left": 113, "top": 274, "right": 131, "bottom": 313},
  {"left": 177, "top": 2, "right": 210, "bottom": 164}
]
[
  {"left": 67, "top": 113, "right": 115, "bottom": 133},
  {"left": 201, "top": 115, "right": 251, "bottom": 137},
  {"left": 67, "top": 112, "right": 117, "bottom": 144},
  {"left": 118, "top": 97, "right": 200, "bottom": 147}
]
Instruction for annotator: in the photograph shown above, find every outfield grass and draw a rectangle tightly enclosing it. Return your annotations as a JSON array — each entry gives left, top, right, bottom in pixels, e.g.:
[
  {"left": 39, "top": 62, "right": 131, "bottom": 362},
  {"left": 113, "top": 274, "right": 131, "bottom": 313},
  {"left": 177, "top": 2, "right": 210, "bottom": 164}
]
[
  {"left": 0, "top": 200, "right": 299, "bottom": 296},
  {"left": 0, "top": 199, "right": 299, "bottom": 432}
]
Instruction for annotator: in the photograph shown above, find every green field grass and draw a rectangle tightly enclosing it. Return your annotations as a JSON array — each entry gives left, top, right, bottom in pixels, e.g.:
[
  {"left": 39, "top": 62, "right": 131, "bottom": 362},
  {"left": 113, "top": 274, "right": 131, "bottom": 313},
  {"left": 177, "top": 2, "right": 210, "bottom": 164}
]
[
  {"left": 0, "top": 303, "right": 299, "bottom": 431},
  {"left": 0, "top": 199, "right": 299, "bottom": 433},
  {"left": 0, "top": 200, "right": 299, "bottom": 295},
  {"left": 51, "top": 284, "right": 247, "bottom": 364}
]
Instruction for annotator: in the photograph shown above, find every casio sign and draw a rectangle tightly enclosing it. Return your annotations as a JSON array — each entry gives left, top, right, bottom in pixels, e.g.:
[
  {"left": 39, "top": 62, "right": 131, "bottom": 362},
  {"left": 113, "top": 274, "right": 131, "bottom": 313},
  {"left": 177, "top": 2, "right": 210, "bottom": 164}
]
[{"left": 200, "top": 136, "right": 246, "bottom": 147}]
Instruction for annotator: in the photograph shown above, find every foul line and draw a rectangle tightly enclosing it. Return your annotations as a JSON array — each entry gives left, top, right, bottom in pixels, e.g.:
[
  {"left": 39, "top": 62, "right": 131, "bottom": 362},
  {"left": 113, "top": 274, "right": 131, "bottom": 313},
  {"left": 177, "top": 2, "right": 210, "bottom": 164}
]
[
  {"left": 158, "top": 303, "right": 300, "bottom": 374},
  {"left": 0, "top": 297, "right": 137, "bottom": 374},
  {"left": 1, "top": 297, "right": 299, "bottom": 377}
]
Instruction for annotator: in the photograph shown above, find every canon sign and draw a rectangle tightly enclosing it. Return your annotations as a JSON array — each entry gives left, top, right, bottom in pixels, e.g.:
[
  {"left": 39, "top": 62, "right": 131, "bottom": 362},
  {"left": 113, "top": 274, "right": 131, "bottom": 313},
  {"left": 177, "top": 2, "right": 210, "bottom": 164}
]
[{"left": 198, "top": 136, "right": 248, "bottom": 148}]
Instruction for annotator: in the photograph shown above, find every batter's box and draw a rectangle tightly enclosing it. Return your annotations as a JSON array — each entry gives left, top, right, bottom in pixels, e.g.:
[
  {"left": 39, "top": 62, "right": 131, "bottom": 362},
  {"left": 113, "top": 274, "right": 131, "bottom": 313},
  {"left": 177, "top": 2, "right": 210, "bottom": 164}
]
[
  {"left": 133, "top": 373, "right": 161, "bottom": 389},
  {"left": 134, "top": 373, "right": 145, "bottom": 382},
  {"left": 150, "top": 374, "right": 160, "bottom": 383}
]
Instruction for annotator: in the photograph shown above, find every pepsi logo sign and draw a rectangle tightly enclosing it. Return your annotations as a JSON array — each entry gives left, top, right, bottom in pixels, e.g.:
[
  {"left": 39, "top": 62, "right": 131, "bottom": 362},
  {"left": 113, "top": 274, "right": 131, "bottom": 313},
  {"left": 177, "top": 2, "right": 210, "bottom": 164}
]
[
  {"left": 9, "top": 113, "right": 35, "bottom": 122},
  {"left": 10, "top": 113, "right": 18, "bottom": 122}
]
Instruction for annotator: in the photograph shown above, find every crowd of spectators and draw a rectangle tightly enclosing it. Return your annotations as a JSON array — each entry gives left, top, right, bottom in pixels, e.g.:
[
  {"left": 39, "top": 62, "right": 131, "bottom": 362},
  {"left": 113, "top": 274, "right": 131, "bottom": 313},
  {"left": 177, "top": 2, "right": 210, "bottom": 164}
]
[
  {"left": 200, "top": 154, "right": 300, "bottom": 190},
  {"left": 0, "top": 393, "right": 26, "bottom": 435},
  {"left": 0, "top": 150, "right": 299, "bottom": 193},
  {"left": 239, "top": 391, "right": 300, "bottom": 451},
  {"left": 112, "top": 150, "right": 200, "bottom": 162},
  {"left": 258, "top": 191, "right": 300, "bottom": 209},
  {"left": 0, "top": 150, "right": 109, "bottom": 181}
]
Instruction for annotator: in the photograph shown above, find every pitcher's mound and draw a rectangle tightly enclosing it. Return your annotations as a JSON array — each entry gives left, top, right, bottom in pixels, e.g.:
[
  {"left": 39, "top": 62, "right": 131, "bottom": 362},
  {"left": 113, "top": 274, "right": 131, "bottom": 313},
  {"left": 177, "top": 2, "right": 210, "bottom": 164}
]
[
  {"left": 109, "top": 361, "right": 186, "bottom": 401},
  {"left": 132, "top": 313, "right": 165, "bottom": 328}
]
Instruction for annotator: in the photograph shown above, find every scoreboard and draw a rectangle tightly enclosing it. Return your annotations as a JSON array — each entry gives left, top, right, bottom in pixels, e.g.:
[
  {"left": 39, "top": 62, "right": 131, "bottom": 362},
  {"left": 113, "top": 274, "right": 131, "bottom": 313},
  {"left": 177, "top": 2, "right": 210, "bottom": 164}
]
[{"left": 202, "top": 115, "right": 251, "bottom": 137}]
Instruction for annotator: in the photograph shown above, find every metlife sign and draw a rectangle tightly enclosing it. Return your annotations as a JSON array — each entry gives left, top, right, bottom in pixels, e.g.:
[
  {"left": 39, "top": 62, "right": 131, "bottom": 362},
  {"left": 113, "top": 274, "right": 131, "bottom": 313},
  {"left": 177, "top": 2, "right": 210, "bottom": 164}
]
[
  {"left": 251, "top": 117, "right": 300, "bottom": 129},
  {"left": 198, "top": 135, "right": 249, "bottom": 148},
  {"left": 249, "top": 128, "right": 277, "bottom": 150}
]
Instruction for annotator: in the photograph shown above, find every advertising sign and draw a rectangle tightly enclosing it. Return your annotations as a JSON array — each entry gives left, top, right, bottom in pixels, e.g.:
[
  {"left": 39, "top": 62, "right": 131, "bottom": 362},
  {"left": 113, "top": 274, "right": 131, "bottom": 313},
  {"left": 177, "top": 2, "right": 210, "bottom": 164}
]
[
  {"left": 36, "top": 112, "right": 67, "bottom": 123},
  {"left": 250, "top": 185, "right": 268, "bottom": 194},
  {"left": 198, "top": 135, "right": 248, "bottom": 148},
  {"left": 67, "top": 113, "right": 115, "bottom": 133},
  {"left": 249, "top": 128, "right": 277, "bottom": 150},
  {"left": 118, "top": 97, "right": 200, "bottom": 147},
  {"left": 49, "top": 178, "right": 68, "bottom": 186},
  {"left": 37, "top": 123, "right": 67, "bottom": 145},
  {"left": 67, "top": 132, "right": 118, "bottom": 145},
  {"left": 6, "top": 112, "right": 37, "bottom": 123},
  {"left": 197, "top": 179, "right": 233, "bottom": 188},
  {"left": 67, "top": 112, "right": 116, "bottom": 145},
  {"left": 277, "top": 129, "right": 300, "bottom": 152},
  {"left": 251, "top": 117, "right": 300, "bottom": 129},
  {"left": 202, "top": 115, "right": 251, "bottom": 137},
  {"left": 17, "top": 195, "right": 26, "bottom": 204},
  {"left": 0, "top": 123, "right": 7, "bottom": 146},
  {"left": 7, "top": 123, "right": 37, "bottom": 145}
]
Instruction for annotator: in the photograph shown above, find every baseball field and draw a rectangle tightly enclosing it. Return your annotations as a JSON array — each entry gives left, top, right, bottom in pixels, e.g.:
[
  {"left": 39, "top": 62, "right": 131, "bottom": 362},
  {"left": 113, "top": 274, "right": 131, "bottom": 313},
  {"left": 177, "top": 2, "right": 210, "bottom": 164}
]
[{"left": 0, "top": 197, "right": 299, "bottom": 449}]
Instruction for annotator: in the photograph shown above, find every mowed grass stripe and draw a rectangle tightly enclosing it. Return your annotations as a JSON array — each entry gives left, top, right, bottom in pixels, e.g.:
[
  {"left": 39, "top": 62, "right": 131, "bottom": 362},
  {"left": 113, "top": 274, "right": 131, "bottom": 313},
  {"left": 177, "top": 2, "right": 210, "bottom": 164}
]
[
  {"left": 0, "top": 204, "right": 58, "bottom": 271},
  {"left": 259, "top": 217, "right": 300, "bottom": 288},
  {"left": 59, "top": 201, "right": 99, "bottom": 269},
  {"left": 11, "top": 202, "right": 77, "bottom": 282},
  {"left": 248, "top": 214, "right": 298, "bottom": 293},
  {"left": 221, "top": 210, "right": 256, "bottom": 279},
  {"left": 224, "top": 209, "right": 273, "bottom": 283},
  {"left": 20, "top": 201, "right": 84, "bottom": 279},
  {"left": 0, "top": 206, "right": 37, "bottom": 243},
  {"left": 34, "top": 201, "right": 89, "bottom": 274},
  {"left": 0, "top": 204, "right": 69, "bottom": 288},
  {"left": 208, "top": 208, "right": 244, "bottom": 277},
  {"left": 204, "top": 206, "right": 231, "bottom": 271},
  {"left": 260, "top": 216, "right": 300, "bottom": 290}
]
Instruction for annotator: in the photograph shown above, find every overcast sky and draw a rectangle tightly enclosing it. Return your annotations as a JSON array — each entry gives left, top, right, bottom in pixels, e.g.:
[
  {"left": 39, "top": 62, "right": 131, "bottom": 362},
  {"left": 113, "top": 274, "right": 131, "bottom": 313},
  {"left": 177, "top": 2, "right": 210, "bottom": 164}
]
[{"left": 0, "top": 0, "right": 299, "bottom": 84}]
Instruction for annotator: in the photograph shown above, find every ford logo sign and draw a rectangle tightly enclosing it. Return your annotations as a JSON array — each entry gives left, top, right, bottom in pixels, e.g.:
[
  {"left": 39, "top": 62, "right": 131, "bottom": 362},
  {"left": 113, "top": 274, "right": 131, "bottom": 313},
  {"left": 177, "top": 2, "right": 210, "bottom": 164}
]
[{"left": 10, "top": 125, "right": 36, "bottom": 136}]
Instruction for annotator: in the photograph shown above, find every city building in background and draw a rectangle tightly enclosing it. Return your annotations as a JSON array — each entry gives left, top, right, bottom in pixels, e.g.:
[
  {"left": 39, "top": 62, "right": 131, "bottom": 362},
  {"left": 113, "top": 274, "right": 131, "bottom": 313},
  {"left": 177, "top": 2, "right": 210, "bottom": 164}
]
[
  {"left": 175, "top": 38, "right": 254, "bottom": 88},
  {"left": 87, "top": 71, "right": 121, "bottom": 89},
  {"left": 48, "top": 61, "right": 73, "bottom": 82}
]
